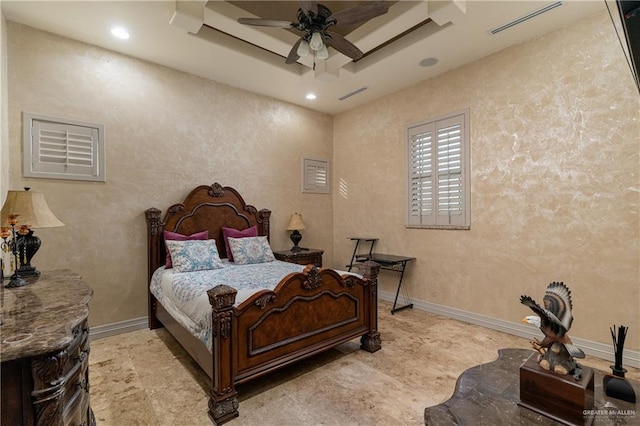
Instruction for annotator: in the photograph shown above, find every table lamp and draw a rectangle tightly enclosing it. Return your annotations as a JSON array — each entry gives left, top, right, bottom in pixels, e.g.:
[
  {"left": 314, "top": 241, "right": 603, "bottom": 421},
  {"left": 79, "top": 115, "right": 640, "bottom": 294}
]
[
  {"left": 1, "top": 188, "right": 64, "bottom": 287},
  {"left": 287, "top": 213, "right": 306, "bottom": 252}
]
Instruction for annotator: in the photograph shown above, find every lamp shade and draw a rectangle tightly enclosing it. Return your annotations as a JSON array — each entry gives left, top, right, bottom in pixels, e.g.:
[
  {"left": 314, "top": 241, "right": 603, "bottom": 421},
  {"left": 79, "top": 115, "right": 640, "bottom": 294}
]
[
  {"left": 309, "top": 31, "right": 323, "bottom": 51},
  {"left": 297, "top": 39, "right": 310, "bottom": 57},
  {"left": 1, "top": 189, "right": 64, "bottom": 228},
  {"left": 286, "top": 213, "right": 306, "bottom": 231},
  {"left": 316, "top": 44, "right": 329, "bottom": 60}
]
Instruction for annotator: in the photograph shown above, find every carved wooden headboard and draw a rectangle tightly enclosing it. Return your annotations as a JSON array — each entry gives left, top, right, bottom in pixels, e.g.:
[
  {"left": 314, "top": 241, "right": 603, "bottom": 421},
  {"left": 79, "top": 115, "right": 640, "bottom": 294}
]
[{"left": 145, "top": 183, "right": 271, "bottom": 281}]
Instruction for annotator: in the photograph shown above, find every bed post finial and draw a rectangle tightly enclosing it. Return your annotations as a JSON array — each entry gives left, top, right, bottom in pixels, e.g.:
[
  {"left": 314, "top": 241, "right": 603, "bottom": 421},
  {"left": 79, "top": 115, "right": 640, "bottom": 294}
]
[
  {"left": 357, "top": 260, "right": 380, "bottom": 280},
  {"left": 258, "top": 208, "right": 271, "bottom": 240},
  {"left": 145, "top": 208, "right": 162, "bottom": 236}
]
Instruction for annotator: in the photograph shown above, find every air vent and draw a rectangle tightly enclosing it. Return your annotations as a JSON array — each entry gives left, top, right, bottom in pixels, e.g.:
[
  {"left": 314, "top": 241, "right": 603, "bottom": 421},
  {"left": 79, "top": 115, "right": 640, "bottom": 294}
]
[
  {"left": 338, "top": 87, "right": 368, "bottom": 101},
  {"left": 488, "top": 1, "right": 563, "bottom": 35}
]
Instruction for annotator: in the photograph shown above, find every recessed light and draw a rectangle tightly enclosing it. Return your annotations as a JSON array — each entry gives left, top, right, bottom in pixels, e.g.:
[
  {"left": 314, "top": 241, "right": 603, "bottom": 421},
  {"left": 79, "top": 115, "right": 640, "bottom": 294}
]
[
  {"left": 111, "top": 27, "right": 130, "bottom": 40},
  {"left": 306, "top": 93, "right": 317, "bottom": 100},
  {"left": 419, "top": 57, "right": 438, "bottom": 67}
]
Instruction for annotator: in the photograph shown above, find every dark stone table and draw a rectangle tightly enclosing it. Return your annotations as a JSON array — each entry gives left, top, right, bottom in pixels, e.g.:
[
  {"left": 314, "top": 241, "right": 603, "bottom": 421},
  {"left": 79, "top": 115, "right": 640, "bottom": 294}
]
[{"left": 424, "top": 348, "right": 639, "bottom": 425}]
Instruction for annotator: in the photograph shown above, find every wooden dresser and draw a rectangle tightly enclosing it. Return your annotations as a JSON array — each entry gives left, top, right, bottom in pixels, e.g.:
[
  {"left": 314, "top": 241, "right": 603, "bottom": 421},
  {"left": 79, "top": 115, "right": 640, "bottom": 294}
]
[{"left": 1, "top": 270, "right": 95, "bottom": 425}]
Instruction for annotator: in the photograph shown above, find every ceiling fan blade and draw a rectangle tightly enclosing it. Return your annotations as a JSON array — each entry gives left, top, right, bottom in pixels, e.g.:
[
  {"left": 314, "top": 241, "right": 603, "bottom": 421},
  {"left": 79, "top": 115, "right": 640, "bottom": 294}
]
[
  {"left": 324, "top": 31, "right": 363, "bottom": 60},
  {"left": 299, "top": 0, "right": 318, "bottom": 18},
  {"left": 285, "top": 38, "right": 303, "bottom": 64},
  {"left": 237, "top": 18, "right": 295, "bottom": 28},
  {"left": 328, "top": 1, "right": 389, "bottom": 26}
]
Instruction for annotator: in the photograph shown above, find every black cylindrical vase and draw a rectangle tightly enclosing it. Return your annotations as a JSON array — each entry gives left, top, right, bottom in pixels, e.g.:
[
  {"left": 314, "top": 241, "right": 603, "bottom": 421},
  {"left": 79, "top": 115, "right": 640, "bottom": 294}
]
[{"left": 604, "top": 367, "right": 636, "bottom": 403}]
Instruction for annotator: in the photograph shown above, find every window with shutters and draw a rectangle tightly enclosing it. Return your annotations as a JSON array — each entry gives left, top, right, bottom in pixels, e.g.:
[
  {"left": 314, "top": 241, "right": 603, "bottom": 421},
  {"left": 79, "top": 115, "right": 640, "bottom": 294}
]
[
  {"left": 407, "top": 109, "right": 470, "bottom": 229},
  {"left": 23, "top": 112, "right": 106, "bottom": 182},
  {"left": 302, "top": 157, "right": 330, "bottom": 193}
]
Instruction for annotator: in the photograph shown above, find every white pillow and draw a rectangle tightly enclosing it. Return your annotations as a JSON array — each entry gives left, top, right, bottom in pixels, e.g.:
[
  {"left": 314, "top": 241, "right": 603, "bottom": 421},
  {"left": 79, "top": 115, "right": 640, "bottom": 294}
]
[
  {"left": 165, "top": 239, "right": 224, "bottom": 272},
  {"left": 227, "top": 236, "right": 275, "bottom": 265}
]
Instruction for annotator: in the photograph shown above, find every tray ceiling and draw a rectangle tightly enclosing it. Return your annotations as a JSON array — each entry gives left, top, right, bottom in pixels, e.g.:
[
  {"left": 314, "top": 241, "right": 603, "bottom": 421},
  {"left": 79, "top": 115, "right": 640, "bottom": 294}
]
[{"left": 1, "top": 1, "right": 607, "bottom": 114}]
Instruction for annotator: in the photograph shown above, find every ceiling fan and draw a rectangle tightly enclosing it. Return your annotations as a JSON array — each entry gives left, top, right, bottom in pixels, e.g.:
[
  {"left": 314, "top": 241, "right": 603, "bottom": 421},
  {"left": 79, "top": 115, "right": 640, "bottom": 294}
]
[{"left": 237, "top": 1, "right": 390, "bottom": 65}]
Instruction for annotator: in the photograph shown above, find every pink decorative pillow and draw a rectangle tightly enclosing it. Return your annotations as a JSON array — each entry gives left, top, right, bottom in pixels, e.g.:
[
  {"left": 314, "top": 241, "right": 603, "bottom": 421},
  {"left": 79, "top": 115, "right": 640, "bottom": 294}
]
[
  {"left": 222, "top": 226, "right": 258, "bottom": 262},
  {"left": 163, "top": 230, "right": 209, "bottom": 268}
]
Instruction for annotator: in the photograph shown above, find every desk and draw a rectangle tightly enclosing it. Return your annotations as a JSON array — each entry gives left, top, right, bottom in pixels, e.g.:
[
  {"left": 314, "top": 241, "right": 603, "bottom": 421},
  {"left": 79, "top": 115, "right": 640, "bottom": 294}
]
[
  {"left": 346, "top": 237, "right": 415, "bottom": 314},
  {"left": 357, "top": 253, "right": 415, "bottom": 314},
  {"left": 346, "top": 237, "right": 378, "bottom": 272}
]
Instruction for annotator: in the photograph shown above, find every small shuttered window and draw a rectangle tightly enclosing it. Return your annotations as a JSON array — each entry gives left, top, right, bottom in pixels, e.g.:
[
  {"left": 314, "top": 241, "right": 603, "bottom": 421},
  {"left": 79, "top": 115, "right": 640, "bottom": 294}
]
[
  {"left": 407, "top": 110, "right": 470, "bottom": 228},
  {"left": 23, "top": 112, "right": 106, "bottom": 182},
  {"left": 302, "top": 157, "right": 330, "bottom": 193}
]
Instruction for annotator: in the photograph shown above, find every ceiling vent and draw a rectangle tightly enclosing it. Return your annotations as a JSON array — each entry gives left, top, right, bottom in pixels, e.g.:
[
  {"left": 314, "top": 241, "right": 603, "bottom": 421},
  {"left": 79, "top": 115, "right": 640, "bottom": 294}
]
[
  {"left": 488, "top": 1, "right": 563, "bottom": 35},
  {"left": 338, "top": 87, "right": 368, "bottom": 101}
]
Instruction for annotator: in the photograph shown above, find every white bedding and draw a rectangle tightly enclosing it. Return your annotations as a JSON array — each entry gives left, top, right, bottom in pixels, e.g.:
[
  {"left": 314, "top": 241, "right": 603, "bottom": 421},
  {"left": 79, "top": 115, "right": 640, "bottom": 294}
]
[
  {"left": 150, "top": 260, "right": 306, "bottom": 351},
  {"left": 150, "top": 260, "right": 362, "bottom": 351}
]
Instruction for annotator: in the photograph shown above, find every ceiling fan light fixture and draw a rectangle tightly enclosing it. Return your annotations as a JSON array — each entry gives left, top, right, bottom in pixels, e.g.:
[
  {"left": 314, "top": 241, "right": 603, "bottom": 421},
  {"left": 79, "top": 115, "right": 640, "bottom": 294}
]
[
  {"left": 237, "top": 1, "right": 390, "bottom": 66},
  {"left": 297, "top": 40, "right": 310, "bottom": 57},
  {"left": 316, "top": 44, "right": 329, "bottom": 60},
  {"left": 309, "top": 31, "right": 324, "bottom": 51}
]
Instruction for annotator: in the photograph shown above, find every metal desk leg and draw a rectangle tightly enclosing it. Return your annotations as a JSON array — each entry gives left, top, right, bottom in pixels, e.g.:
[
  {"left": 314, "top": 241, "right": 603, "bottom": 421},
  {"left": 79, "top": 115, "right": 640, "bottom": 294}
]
[
  {"left": 347, "top": 240, "right": 361, "bottom": 272},
  {"left": 391, "top": 261, "right": 413, "bottom": 314},
  {"left": 347, "top": 238, "right": 377, "bottom": 272}
]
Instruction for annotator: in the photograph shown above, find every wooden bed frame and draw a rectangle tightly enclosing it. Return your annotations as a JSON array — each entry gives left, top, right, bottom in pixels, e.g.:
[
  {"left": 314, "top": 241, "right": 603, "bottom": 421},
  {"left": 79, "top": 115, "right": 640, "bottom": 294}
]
[{"left": 145, "top": 183, "right": 381, "bottom": 424}]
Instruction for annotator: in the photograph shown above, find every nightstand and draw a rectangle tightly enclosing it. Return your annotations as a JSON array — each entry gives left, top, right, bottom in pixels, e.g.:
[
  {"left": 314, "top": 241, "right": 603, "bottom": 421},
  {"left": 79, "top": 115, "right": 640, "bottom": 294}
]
[{"left": 273, "top": 248, "right": 323, "bottom": 267}]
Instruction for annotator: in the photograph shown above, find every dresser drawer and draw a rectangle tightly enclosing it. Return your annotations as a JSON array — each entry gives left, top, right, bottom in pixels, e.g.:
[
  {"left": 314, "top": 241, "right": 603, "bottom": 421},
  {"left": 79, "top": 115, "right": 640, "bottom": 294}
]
[
  {"left": 29, "top": 319, "right": 91, "bottom": 425},
  {"left": 62, "top": 381, "right": 90, "bottom": 426}
]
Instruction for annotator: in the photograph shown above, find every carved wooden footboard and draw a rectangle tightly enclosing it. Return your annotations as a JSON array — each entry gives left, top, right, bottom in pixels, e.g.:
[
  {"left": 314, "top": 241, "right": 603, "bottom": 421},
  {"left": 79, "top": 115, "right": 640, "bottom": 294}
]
[
  {"left": 145, "top": 183, "right": 381, "bottom": 425},
  {"left": 207, "top": 263, "right": 380, "bottom": 423}
]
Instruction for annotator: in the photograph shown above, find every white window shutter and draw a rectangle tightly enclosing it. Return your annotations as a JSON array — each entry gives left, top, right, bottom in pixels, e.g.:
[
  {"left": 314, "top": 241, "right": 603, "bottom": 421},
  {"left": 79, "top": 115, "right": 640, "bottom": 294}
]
[
  {"left": 408, "top": 124, "right": 435, "bottom": 226},
  {"left": 436, "top": 117, "right": 464, "bottom": 225},
  {"left": 302, "top": 157, "right": 330, "bottom": 193},
  {"left": 406, "top": 110, "right": 470, "bottom": 228},
  {"left": 23, "top": 112, "right": 106, "bottom": 182}
]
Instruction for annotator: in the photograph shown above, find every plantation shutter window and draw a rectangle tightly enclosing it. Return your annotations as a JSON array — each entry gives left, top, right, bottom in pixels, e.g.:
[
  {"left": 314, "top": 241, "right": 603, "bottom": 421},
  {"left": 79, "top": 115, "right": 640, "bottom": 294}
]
[
  {"left": 302, "top": 157, "right": 330, "bottom": 193},
  {"left": 23, "top": 112, "right": 106, "bottom": 182},
  {"left": 406, "top": 110, "right": 469, "bottom": 228},
  {"left": 408, "top": 126, "right": 435, "bottom": 225}
]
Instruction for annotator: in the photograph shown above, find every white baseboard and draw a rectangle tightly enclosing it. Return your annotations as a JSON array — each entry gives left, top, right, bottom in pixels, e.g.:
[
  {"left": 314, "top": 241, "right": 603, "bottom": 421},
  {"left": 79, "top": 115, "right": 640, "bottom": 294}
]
[
  {"left": 89, "top": 316, "right": 148, "bottom": 342},
  {"left": 379, "top": 290, "right": 640, "bottom": 369}
]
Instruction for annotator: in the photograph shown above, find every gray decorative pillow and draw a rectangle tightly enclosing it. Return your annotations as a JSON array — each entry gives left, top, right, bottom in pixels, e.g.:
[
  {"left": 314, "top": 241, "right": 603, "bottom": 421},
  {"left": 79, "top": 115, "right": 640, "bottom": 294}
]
[
  {"left": 166, "top": 239, "right": 224, "bottom": 272},
  {"left": 228, "top": 236, "right": 275, "bottom": 265}
]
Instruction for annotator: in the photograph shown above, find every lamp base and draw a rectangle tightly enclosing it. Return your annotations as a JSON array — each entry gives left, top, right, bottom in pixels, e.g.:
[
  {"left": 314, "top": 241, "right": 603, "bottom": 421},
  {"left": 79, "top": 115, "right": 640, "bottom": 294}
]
[
  {"left": 290, "top": 230, "right": 302, "bottom": 252},
  {"left": 16, "top": 265, "right": 40, "bottom": 277},
  {"left": 5, "top": 275, "right": 28, "bottom": 288}
]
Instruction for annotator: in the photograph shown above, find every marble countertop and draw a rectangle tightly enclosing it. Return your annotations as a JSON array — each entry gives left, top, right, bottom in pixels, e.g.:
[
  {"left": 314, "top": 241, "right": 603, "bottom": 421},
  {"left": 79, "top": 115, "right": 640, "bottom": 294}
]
[
  {"left": 425, "top": 348, "right": 639, "bottom": 425},
  {"left": 0, "top": 270, "right": 93, "bottom": 362}
]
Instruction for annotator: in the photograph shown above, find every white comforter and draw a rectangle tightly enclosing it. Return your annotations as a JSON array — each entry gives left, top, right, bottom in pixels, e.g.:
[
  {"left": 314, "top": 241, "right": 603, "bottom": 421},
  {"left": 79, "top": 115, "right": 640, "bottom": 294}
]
[{"left": 150, "top": 260, "right": 305, "bottom": 351}]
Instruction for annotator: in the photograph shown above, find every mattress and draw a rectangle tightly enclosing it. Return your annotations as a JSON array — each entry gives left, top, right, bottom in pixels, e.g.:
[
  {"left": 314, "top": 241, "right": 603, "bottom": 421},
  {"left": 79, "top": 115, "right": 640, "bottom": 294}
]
[{"left": 150, "top": 260, "right": 306, "bottom": 351}]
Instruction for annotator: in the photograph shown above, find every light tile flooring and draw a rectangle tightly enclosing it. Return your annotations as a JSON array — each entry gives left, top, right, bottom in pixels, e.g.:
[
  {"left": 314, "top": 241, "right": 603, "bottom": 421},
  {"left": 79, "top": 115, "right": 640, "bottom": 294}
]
[{"left": 89, "top": 301, "right": 639, "bottom": 425}]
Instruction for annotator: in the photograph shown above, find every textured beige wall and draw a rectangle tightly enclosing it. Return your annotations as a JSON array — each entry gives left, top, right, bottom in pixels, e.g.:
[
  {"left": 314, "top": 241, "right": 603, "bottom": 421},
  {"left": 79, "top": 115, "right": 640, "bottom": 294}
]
[
  {"left": 6, "top": 23, "right": 333, "bottom": 326},
  {"left": 333, "top": 11, "right": 639, "bottom": 351},
  {"left": 1, "top": 10, "right": 8, "bottom": 201}
]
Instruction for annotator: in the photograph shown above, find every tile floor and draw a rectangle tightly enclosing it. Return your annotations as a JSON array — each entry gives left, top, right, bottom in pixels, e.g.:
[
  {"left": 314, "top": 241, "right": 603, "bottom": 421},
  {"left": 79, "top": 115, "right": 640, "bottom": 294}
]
[{"left": 88, "top": 301, "right": 639, "bottom": 425}]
